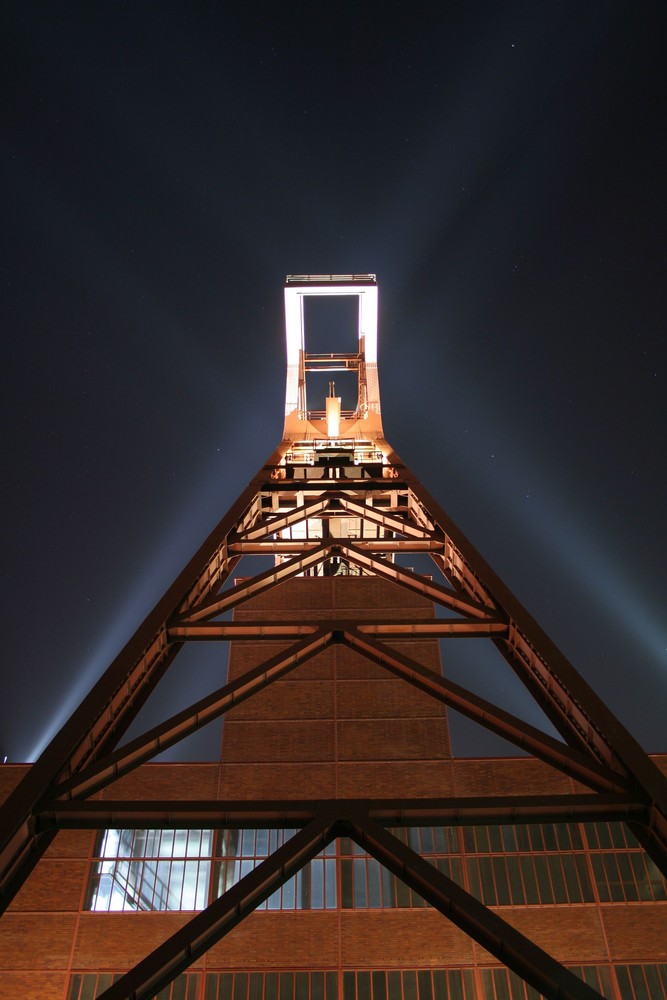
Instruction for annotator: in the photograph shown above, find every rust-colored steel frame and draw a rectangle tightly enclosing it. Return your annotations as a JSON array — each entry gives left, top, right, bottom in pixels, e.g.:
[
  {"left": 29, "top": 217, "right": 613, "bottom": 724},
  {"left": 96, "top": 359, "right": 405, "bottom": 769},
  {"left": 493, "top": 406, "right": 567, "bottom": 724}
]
[
  {"left": 91, "top": 803, "right": 608, "bottom": 1000},
  {"left": 1, "top": 448, "right": 665, "bottom": 1000}
]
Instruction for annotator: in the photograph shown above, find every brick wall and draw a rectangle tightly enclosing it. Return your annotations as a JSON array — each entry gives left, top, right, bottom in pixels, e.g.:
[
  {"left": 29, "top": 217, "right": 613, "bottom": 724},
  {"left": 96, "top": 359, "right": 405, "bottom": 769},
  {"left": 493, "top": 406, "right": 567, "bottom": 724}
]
[{"left": 0, "top": 571, "right": 665, "bottom": 996}]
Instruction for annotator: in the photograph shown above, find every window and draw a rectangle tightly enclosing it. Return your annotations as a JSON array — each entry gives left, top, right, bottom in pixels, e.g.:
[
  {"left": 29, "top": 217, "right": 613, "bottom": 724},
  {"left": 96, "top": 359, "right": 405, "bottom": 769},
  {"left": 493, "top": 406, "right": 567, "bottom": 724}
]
[
  {"left": 67, "top": 972, "right": 199, "bottom": 1000},
  {"left": 205, "top": 971, "right": 338, "bottom": 1000},
  {"left": 465, "top": 853, "right": 594, "bottom": 906},
  {"left": 342, "top": 969, "right": 476, "bottom": 1000},
  {"left": 462, "top": 823, "right": 583, "bottom": 854},
  {"left": 86, "top": 828, "right": 336, "bottom": 913},
  {"left": 338, "top": 834, "right": 463, "bottom": 909},
  {"left": 213, "top": 829, "right": 337, "bottom": 910},
  {"left": 85, "top": 829, "right": 213, "bottom": 911},
  {"left": 85, "top": 821, "right": 666, "bottom": 913},
  {"left": 614, "top": 965, "right": 667, "bottom": 1000}
]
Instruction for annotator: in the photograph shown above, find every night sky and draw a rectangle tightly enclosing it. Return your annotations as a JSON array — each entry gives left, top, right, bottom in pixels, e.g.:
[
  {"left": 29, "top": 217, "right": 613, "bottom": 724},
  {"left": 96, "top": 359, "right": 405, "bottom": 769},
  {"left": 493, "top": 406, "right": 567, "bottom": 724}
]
[{"left": 2, "top": 2, "right": 666, "bottom": 764}]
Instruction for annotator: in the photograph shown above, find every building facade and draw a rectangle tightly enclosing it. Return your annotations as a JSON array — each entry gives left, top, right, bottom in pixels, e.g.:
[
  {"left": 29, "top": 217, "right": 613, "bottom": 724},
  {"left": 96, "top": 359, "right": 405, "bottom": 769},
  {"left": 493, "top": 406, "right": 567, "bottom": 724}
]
[
  {"left": 2, "top": 581, "right": 666, "bottom": 999},
  {"left": 1, "top": 276, "right": 665, "bottom": 999}
]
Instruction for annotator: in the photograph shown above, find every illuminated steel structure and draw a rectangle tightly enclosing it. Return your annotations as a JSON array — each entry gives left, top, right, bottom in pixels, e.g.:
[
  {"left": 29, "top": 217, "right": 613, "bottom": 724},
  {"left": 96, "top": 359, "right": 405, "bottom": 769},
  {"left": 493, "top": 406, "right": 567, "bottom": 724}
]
[{"left": 0, "top": 275, "right": 665, "bottom": 999}]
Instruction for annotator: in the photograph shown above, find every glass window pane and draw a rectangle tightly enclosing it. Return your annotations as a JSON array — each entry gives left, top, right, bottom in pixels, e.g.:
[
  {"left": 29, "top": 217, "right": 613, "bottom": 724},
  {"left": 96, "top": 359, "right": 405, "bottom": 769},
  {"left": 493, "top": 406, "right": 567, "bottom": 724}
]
[
  {"left": 402, "top": 971, "right": 417, "bottom": 1000},
  {"left": 465, "top": 859, "right": 482, "bottom": 902},
  {"left": 432, "top": 971, "right": 447, "bottom": 1000},
  {"left": 387, "top": 972, "right": 401, "bottom": 1000},
  {"left": 311, "top": 973, "right": 324, "bottom": 1000},
  {"left": 501, "top": 825, "right": 518, "bottom": 852},
  {"left": 219, "top": 974, "right": 234, "bottom": 1000},
  {"left": 421, "top": 828, "right": 435, "bottom": 854},
  {"left": 295, "top": 974, "right": 309, "bottom": 1000},
  {"left": 358, "top": 972, "right": 371, "bottom": 1000},
  {"left": 368, "top": 860, "right": 382, "bottom": 908},
  {"left": 250, "top": 974, "right": 263, "bottom": 1000},
  {"left": 326, "top": 973, "right": 337, "bottom": 1000},
  {"left": 325, "top": 859, "right": 337, "bottom": 909},
  {"left": 265, "top": 974, "right": 278, "bottom": 1000},
  {"left": 170, "top": 976, "right": 187, "bottom": 1000},
  {"left": 372, "top": 971, "right": 387, "bottom": 1000},
  {"left": 492, "top": 857, "right": 511, "bottom": 906},
  {"left": 479, "top": 858, "right": 497, "bottom": 905},
  {"left": 341, "top": 859, "right": 353, "bottom": 908},
  {"left": 417, "top": 971, "right": 432, "bottom": 1000},
  {"left": 533, "top": 856, "right": 551, "bottom": 903},
  {"left": 234, "top": 974, "right": 249, "bottom": 1000},
  {"left": 503, "top": 857, "right": 520, "bottom": 905},
  {"left": 280, "top": 973, "right": 294, "bottom": 1000},
  {"left": 354, "top": 858, "right": 367, "bottom": 907},
  {"left": 396, "top": 875, "right": 412, "bottom": 907},
  {"left": 590, "top": 854, "right": 608, "bottom": 902}
]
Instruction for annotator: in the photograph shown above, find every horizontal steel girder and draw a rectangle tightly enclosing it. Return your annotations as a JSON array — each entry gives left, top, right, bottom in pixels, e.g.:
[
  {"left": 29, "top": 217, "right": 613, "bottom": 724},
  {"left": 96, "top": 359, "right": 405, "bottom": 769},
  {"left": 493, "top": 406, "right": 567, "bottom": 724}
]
[
  {"left": 229, "top": 539, "right": 442, "bottom": 552},
  {"left": 37, "top": 793, "right": 647, "bottom": 831},
  {"left": 166, "top": 618, "right": 510, "bottom": 641}
]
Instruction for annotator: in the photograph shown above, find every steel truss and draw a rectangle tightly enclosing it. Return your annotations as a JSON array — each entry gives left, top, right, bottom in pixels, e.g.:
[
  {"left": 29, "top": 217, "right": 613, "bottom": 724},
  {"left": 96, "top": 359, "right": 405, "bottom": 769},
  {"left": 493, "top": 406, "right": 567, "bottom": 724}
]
[
  {"left": 2, "top": 449, "right": 666, "bottom": 1000},
  {"left": 0, "top": 450, "right": 667, "bottom": 1000}
]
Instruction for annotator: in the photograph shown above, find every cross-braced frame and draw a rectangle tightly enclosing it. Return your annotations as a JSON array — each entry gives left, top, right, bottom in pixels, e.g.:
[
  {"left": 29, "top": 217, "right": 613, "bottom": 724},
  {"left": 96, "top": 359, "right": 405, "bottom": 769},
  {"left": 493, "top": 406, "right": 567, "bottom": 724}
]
[{"left": 2, "top": 276, "right": 665, "bottom": 1000}]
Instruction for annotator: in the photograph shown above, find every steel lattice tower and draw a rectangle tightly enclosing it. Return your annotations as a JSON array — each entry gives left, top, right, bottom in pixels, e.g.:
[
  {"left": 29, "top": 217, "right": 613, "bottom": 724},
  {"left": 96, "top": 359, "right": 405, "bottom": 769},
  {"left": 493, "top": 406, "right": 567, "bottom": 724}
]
[{"left": 0, "top": 275, "right": 665, "bottom": 1000}]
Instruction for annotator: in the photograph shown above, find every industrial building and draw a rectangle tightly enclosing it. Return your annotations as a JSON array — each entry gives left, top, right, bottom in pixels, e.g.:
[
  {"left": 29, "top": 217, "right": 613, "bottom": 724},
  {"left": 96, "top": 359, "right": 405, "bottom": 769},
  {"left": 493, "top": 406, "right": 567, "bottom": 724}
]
[{"left": 1, "top": 276, "right": 665, "bottom": 999}]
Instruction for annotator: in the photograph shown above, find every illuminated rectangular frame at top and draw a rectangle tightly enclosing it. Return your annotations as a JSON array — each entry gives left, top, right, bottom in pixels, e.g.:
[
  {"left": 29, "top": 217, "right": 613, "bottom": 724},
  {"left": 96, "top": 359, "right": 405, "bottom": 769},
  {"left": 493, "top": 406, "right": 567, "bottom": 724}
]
[{"left": 283, "top": 276, "right": 378, "bottom": 417}]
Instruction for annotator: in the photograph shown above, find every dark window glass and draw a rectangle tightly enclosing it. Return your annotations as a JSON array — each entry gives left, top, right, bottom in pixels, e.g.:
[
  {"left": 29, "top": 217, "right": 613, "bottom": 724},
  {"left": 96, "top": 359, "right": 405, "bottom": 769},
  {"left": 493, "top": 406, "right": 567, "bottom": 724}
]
[
  {"left": 310, "top": 974, "right": 323, "bottom": 1000},
  {"left": 402, "top": 971, "right": 417, "bottom": 1000},
  {"left": 478, "top": 857, "right": 497, "bottom": 905},
  {"left": 368, "top": 859, "right": 382, "bottom": 908},
  {"left": 234, "top": 973, "right": 248, "bottom": 1000},
  {"left": 341, "top": 859, "right": 353, "bottom": 908},
  {"left": 395, "top": 874, "right": 411, "bottom": 907},
  {"left": 533, "top": 855, "right": 552, "bottom": 903},
  {"left": 505, "top": 857, "right": 525, "bottom": 905},
  {"left": 279, "top": 972, "right": 294, "bottom": 1000},
  {"left": 547, "top": 855, "right": 567, "bottom": 903},
  {"left": 387, "top": 972, "right": 402, "bottom": 1000},
  {"left": 417, "top": 971, "right": 432, "bottom": 1000},
  {"left": 358, "top": 971, "right": 371, "bottom": 1000},
  {"left": 492, "top": 857, "right": 512, "bottom": 906},
  {"left": 80, "top": 977, "right": 96, "bottom": 1000},
  {"left": 326, "top": 973, "right": 337, "bottom": 1000},
  {"left": 295, "top": 973, "right": 309, "bottom": 1000},
  {"left": 431, "top": 971, "right": 448, "bottom": 1000},
  {"left": 519, "top": 856, "right": 539, "bottom": 905},
  {"left": 372, "top": 971, "right": 387, "bottom": 1000},
  {"left": 265, "top": 974, "right": 278, "bottom": 1000},
  {"left": 67, "top": 975, "right": 82, "bottom": 1000},
  {"left": 205, "top": 974, "right": 219, "bottom": 1000},
  {"left": 354, "top": 857, "right": 367, "bottom": 907},
  {"left": 250, "top": 974, "right": 263, "bottom": 1000}
]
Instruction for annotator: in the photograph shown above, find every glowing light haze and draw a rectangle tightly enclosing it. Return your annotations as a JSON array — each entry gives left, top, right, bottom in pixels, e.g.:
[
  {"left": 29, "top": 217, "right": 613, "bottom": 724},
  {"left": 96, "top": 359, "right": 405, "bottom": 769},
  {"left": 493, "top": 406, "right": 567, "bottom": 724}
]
[{"left": 2, "top": 1, "right": 665, "bottom": 762}]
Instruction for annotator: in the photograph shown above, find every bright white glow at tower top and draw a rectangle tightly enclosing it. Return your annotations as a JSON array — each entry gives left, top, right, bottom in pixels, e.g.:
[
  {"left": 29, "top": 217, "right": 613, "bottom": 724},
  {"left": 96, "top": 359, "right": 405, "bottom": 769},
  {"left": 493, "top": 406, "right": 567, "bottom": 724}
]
[{"left": 283, "top": 275, "right": 378, "bottom": 366}]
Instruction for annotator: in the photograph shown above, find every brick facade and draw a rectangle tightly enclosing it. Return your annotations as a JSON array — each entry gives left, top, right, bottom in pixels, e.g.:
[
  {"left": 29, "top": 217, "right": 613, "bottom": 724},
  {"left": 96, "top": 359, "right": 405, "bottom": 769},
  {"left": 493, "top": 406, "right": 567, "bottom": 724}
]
[{"left": 0, "top": 577, "right": 664, "bottom": 999}]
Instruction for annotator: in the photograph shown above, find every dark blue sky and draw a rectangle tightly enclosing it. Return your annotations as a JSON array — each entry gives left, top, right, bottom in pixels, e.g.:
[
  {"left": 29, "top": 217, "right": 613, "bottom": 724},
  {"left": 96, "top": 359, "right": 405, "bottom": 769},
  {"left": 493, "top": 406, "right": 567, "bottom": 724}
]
[{"left": 2, "top": 1, "right": 665, "bottom": 762}]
